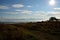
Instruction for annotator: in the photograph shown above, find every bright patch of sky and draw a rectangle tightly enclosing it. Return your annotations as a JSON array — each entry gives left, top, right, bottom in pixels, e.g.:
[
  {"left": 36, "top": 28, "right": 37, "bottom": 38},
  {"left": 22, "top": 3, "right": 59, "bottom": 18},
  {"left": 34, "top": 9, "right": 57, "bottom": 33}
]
[{"left": 0, "top": 0, "right": 60, "bottom": 22}]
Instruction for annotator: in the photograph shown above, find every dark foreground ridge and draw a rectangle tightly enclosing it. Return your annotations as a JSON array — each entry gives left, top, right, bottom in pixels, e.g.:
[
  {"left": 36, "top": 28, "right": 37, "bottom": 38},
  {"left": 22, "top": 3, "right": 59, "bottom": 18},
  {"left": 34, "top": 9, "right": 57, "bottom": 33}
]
[{"left": 0, "top": 21, "right": 60, "bottom": 40}]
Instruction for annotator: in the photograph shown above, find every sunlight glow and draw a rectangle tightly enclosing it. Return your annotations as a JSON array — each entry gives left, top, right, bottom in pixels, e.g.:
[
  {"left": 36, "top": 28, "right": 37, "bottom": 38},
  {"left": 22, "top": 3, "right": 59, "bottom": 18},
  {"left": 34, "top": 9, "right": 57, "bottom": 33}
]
[{"left": 49, "top": 0, "right": 55, "bottom": 6}]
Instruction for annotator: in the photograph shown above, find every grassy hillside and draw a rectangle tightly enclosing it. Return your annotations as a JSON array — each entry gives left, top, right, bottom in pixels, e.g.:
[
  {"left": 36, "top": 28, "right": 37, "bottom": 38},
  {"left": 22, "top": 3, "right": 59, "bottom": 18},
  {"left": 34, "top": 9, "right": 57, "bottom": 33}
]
[{"left": 0, "top": 21, "right": 60, "bottom": 40}]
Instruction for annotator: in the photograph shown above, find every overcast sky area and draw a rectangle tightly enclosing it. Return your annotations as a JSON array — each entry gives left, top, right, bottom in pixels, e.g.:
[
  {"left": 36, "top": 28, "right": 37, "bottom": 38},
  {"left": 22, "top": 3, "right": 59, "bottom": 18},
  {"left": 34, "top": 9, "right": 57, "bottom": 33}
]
[{"left": 0, "top": 0, "right": 60, "bottom": 22}]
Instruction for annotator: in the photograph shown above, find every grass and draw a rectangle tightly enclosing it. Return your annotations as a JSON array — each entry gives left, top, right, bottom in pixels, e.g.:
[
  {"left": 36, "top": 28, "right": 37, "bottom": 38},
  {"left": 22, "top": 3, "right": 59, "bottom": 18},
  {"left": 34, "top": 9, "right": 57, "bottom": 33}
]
[{"left": 0, "top": 21, "right": 60, "bottom": 40}]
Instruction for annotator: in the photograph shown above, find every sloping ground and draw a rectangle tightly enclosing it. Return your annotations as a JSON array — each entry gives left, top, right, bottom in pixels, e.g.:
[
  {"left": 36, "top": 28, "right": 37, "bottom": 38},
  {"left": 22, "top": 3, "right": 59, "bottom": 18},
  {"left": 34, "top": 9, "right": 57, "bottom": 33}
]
[{"left": 0, "top": 21, "right": 60, "bottom": 40}]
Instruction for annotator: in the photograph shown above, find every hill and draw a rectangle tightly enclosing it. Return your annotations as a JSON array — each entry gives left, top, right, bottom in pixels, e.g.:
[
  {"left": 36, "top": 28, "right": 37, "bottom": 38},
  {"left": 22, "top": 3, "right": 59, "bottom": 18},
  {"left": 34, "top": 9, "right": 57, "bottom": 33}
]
[{"left": 0, "top": 21, "right": 60, "bottom": 40}]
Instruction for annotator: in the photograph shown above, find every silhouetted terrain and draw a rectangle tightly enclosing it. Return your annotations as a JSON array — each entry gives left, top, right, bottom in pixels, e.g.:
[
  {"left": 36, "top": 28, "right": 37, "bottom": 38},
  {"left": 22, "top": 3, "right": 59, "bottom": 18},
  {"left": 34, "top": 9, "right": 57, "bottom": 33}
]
[{"left": 0, "top": 21, "right": 60, "bottom": 40}]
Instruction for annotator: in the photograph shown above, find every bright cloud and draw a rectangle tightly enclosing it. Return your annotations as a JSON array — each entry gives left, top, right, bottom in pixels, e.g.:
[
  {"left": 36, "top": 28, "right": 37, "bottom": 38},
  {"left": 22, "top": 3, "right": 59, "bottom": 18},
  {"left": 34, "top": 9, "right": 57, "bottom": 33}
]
[
  {"left": 0, "top": 5, "right": 9, "bottom": 9},
  {"left": 16, "top": 10, "right": 23, "bottom": 12},
  {"left": 47, "top": 11, "right": 60, "bottom": 19},
  {"left": 21, "top": 10, "right": 32, "bottom": 14},
  {"left": 12, "top": 4, "right": 24, "bottom": 8},
  {"left": 54, "top": 8, "right": 60, "bottom": 10},
  {"left": 48, "top": 12, "right": 60, "bottom": 14},
  {"left": 32, "top": 11, "right": 60, "bottom": 20}
]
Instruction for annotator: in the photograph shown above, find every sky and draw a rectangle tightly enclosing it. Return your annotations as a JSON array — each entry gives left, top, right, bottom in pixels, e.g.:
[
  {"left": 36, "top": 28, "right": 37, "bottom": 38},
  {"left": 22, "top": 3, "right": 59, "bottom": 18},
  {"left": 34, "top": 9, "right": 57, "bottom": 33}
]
[{"left": 0, "top": 0, "right": 60, "bottom": 22}]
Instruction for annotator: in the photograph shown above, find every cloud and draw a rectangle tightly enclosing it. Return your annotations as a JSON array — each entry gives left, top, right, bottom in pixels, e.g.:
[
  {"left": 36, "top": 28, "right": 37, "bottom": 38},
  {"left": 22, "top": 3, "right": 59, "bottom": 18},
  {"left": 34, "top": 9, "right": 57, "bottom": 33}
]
[
  {"left": 12, "top": 4, "right": 24, "bottom": 8},
  {"left": 21, "top": 10, "right": 32, "bottom": 14},
  {"left": 48, "top": 12, "right": 60, "bottom": 14},
  {"left": 0, "top": 10, "right": 32, "bottom": 14},
  {"left": 15, "top": 10, "right": 32, "bottom": 14},
  {"left": 25, "top": 11, "right": 48, "bottom": 21},
  {"left": 0, "top": 5, "right": 9, "bottom": 9},
  {"left": 16, "top": 10, "right": 23, "bottom": 12},
  {"left": 1, "top": 10, "right": 60, "bottom": 22},
  {"left": 32, "top": 11, "right": 60, "bottom": 20},
  {"left": 5, "top": 12, "right": 19, "bottom": 14},
  {"left": 47, "top": 11, "right": 60, "bottom": 19},
  {"left": 0, "top": 12, "right": 20, "bottom": 14},
  {"left": 54, "top": 8, "right": 60, "bottom": 10},
  {"left": 27, "top": 5, "right": 32, "bottom": 8}
]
